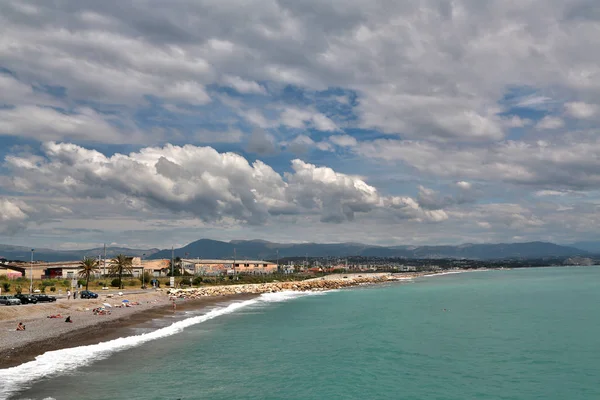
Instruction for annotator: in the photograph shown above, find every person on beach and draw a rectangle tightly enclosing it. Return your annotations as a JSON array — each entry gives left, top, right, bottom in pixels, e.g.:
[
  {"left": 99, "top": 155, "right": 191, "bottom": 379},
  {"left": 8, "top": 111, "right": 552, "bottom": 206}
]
[
  {"left": 67, "top": 290, "right": 71, "bottom": 300},
  {"left": 74, "top": 291, "right": 78, "bottom": 299},
  {"left": 16, "top": 322, "right": 25, "bottom": 331},
  {"left": 65, "top": 316, "right": 72, "bottom": 323}
]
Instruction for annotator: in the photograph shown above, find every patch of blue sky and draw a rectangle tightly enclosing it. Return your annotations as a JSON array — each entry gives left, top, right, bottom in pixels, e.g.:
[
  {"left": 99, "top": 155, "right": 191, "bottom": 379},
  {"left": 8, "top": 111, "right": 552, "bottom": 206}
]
[
  {"left": 135, "top": 96, "right": 245, "bottom": 141},
  {"left": 32, "top": 83, "right": 67, "bottom": 99},
  {"left": 0, "top": 136, "right": 44, "bottom": 177}
]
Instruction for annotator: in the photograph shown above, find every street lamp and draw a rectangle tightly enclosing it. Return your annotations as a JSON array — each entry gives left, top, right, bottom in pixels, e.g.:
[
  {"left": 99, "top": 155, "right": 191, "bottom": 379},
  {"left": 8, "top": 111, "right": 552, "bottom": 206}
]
[
  {"left": 30, "top": 248, "right": 34, "bottom": 293},
  {"left": 142, "top": 253, "right": 146, "bottom": 289}
]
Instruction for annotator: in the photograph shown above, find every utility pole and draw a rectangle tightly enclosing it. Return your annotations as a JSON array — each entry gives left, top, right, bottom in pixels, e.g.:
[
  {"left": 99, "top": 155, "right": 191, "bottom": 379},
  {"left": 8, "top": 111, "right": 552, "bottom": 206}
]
[
  {"left": 233, "top": 248, "right": 237, "bottom": 280},
  {"left": 276, "top": 249, "right": 279, "bottom": 273},
  {"left": 142, "top": 253, "right": 146, "bottom": 289},
  {"left": 171, "top": 246, "right": 174, "bottom": 277},
  {"left": 103, "top": 243, "right": 107, "bottom": 277},
  {"left": 30, "top": 248, "right": 34, "bottom": 293}
]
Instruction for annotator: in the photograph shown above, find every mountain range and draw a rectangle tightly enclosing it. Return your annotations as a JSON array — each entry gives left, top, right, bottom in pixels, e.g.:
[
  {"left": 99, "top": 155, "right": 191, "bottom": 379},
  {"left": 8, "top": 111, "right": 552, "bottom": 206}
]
[
  {"left": 0, "top": 239, "right": 595, "bottom": 263},
  {"left": 0, "top": 244, "right": 159, "bottom": 263}
]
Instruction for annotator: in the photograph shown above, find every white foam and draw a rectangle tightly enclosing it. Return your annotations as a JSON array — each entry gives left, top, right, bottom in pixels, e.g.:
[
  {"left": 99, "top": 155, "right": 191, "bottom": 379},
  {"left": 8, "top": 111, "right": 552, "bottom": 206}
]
[
  {"left": 0, "top": 291, "right": 318, "bottom": 399},
  {"left": 422, "top": 271, "right": 466, "bottom": 277}
]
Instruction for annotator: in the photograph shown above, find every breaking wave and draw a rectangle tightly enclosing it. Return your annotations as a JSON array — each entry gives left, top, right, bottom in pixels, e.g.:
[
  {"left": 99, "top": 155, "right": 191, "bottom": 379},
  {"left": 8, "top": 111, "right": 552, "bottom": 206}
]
[{"left": 0, "top": 291, "right": 318, "bottom": 399}]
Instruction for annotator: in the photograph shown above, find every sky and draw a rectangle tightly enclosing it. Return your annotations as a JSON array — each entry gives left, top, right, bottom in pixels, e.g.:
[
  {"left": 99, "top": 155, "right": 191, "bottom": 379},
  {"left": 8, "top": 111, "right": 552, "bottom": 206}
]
[{"left": 1, "top": 0, "right": 600, "bottom": 250}]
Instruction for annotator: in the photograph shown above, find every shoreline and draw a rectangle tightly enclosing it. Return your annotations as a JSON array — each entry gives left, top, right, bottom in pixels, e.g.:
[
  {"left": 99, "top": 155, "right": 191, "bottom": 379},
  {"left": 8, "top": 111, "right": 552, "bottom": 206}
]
[
  {"left": 0, "top": 272, "right": 432, "bottom": 369},
  {"left": 0, "top": 292, "right": 257, "bottom": 368}
]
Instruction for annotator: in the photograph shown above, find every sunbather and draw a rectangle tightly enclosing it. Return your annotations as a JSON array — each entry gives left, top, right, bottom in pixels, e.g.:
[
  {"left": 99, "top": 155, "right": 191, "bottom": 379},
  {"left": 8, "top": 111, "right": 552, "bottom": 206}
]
[{"left": 16, "top": 322, "right": 25, "bottom": 331}]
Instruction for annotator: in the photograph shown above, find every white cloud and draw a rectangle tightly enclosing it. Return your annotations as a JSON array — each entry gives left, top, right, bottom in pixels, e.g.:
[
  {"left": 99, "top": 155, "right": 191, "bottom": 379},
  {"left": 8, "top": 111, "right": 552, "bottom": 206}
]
[
  {"left": 456, "top": 181, "right": 472, "bottom": 190},
  {"left": 222, "top": 75, "right": 266, "bottom": 95},
  {"left": 4, "top": 142, "right": 447, "bottom": 227},
  {"left": 0, "top": 198, "right": 30, "bottom": 234},
  {"left": 284, "top": 134, "right": 315, "bottom": 154},
  {"left": 355, "top": 136, "right": 600, "bottom": 190},
  {"left": 564, "top": 102, "right": 598, "bottom": 119},
  {"left": 195, "top": 128, "right": 243, "bottom": 144},
  {"left": 0, "top": 105, "right": 135, "bottom": 143},
  {"left": 162, "top": 81, "right": 211, "bottom": 105},
  {"left": 329, "top": 134, "right": 357, "bottom": 147},
  {"left": 279, "top": 107, "right": 338, "bottom": 131},
  {"left": 535, "top": 116, "right": 565, "bottom": 130}
]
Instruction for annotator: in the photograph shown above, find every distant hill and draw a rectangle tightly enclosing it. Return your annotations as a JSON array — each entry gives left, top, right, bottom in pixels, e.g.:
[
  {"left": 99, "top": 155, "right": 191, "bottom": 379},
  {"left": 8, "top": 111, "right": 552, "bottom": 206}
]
[
  {"left": 0, "top": 244, "right": 159, "bottom": 262},
  {"left": 569, "top": 241, "right": 600, "bottom": 254},
  {"left": 147, "top": 239, "right": 587, "bottom": 261},
  {"left": 0, "top": 239, "right": 587, "bottom": 262}
]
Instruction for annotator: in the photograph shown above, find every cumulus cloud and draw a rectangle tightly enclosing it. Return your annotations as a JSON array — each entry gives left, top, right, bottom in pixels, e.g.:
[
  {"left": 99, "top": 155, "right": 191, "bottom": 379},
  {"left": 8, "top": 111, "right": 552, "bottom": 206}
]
[
  {"left": 0, "top": 198, "right": 31, "bottom": 234},
  {"left": 4, "top": 142, "right": 447, "bottom": 227},
  {"left": 2, "top": 0, "right": 600, "bottom": 245}
]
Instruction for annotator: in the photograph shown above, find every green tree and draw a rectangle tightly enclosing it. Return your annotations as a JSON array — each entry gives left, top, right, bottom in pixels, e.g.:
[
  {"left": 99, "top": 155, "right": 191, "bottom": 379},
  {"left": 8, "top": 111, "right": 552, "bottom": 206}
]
[
  {"left": 109, "top": 254, "right": 134, "bottom": 289},
  {"left": 78, "top": 257, "right": 100, "bottom": 291}
]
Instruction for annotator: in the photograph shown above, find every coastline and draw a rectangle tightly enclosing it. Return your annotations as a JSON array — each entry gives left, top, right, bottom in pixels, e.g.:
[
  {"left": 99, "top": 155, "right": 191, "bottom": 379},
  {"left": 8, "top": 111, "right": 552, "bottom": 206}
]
[{"left": 0, "top": 272, "right": 428, "bottom": 369}]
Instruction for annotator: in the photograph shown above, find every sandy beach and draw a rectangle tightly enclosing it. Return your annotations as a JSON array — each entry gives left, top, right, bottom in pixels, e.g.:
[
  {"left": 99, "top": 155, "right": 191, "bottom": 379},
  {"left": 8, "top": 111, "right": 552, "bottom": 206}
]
[{"left": 0, "top": 272, "right": 425, "bottom": 368}]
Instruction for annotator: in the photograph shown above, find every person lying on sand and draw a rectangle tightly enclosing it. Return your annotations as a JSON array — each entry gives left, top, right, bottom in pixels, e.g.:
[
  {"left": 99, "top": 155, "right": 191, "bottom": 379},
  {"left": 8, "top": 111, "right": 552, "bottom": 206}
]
[
  {"left": 47, "top": 314, "right": 63, "bottom": 318},
  {"left": 16, "top": 322, "right": 25, "bottom": 331},
  {"left": 65, "top": 316, "right": 73, "bottom": 323}
]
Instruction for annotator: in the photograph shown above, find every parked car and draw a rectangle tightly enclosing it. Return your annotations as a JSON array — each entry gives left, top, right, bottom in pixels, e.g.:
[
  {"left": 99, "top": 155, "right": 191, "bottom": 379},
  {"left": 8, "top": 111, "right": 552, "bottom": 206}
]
[
  {"left": 0, "top": 295, "right": 22, "bottom": 306},
  {"left": 14, "top": 294, "right": 38, "bottom": 304},
  {"left": 80, "top": 290, "right": 99, "bottom": 299},
  {"left": 33, "top": 294, "right": 57, "bottom": 302}
]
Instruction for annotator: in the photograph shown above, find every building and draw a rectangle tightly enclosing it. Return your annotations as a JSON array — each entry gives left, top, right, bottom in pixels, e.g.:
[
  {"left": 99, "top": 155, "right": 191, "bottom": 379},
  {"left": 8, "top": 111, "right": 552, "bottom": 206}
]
[
  {"left": 0, "top": 264, "right": 25, "bottom": 279},
  {"left": 0, "top": 258, "right": 171, "bottom": 280},
  {"left": 181, "top": 259, "right": 278, "bottom": 276}
]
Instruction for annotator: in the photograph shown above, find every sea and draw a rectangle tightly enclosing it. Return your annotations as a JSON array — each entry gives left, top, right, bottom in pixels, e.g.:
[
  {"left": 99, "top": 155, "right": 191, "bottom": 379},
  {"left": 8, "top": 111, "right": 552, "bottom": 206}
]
[{"left": 1, "top": 266, "right": 600, "bottom": 400}]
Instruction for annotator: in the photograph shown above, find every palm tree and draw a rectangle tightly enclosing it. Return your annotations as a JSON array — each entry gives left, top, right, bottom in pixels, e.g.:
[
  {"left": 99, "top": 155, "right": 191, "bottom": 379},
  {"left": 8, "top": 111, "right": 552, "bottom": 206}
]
[
  {"left": 110, "top": 254, "right": 134, "bottom": 289},
  {"left": 78, "top": 257, "right": 100, "bottom": 290}
]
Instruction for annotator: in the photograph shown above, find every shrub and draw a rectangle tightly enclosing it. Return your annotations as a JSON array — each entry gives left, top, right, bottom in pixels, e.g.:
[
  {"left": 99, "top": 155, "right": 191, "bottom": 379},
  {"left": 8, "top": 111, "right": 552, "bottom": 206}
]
[
  {"left": 2, "top": 282, "right": 11, "bottom": 292},
  {"left": 139, "top": 272, "right": 152, "bottom": 284},
  {"left": 15, "top": 285, "right": 22, "bottom": 294},
  {"left": 128, "top": 280, "right": 136, "bottom": 286},
  {"left": 50, "top": 286, "right": 56, "bottom": 292},
  {"left": 192, "top": 276, "right": 203, "bottom": 285},
  {"left": 77, "top": 279, "right": 86, "bottom": 287},
  {"left": 110, "top": 278, "right": 121, "bottom": 287}
]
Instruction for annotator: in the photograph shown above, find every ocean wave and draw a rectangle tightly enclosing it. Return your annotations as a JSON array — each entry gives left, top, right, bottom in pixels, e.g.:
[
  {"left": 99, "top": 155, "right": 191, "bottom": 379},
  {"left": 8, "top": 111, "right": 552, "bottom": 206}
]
[
  {"left": 0, "top": 291, "right": 317, "bottom": 399},
  {"left": 422, "top": 271, "right": 466, "bottom": 277}
]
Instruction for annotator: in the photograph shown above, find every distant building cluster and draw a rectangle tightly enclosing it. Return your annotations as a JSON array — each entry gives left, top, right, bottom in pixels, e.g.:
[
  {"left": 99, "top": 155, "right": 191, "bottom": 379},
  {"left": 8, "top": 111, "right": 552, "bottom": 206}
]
[{"left": 0, "top": 257, "right": 277, "bottom": 279}]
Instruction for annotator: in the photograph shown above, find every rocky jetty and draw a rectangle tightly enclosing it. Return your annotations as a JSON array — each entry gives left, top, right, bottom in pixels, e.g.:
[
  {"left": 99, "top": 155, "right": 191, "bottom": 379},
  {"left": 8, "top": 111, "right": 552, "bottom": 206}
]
[{"left": 166, "top": 273, "right": 418, "bottom": 299}]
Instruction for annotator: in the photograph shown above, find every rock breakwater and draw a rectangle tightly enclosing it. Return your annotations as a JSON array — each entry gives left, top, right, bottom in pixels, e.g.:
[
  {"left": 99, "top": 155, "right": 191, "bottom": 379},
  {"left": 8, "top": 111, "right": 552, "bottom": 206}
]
[{"left": 166, "top": 273, "right": 417, "bottom": 299}]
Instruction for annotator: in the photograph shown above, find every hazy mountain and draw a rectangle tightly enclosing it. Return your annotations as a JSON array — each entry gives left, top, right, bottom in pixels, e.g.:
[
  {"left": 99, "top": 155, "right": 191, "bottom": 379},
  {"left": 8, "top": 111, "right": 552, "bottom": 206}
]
[
  {"left": 147, "top": 239, "right": 587, "bottom": 261},
  {"left": 0, "top": 239, "right": 587, "bottom": 262},
  {"left": 0, "top": 244, "right": 159, "bottom": 262},
  {"left": 569, "top": 241, "right": 600, "bottom": 254}
]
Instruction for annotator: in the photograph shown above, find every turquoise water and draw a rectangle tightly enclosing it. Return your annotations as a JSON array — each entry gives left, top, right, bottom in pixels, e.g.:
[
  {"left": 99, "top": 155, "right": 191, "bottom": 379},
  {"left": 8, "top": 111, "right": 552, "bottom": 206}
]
[{"left": 5, "top": 267, "right": 600, "bottom": 399}]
